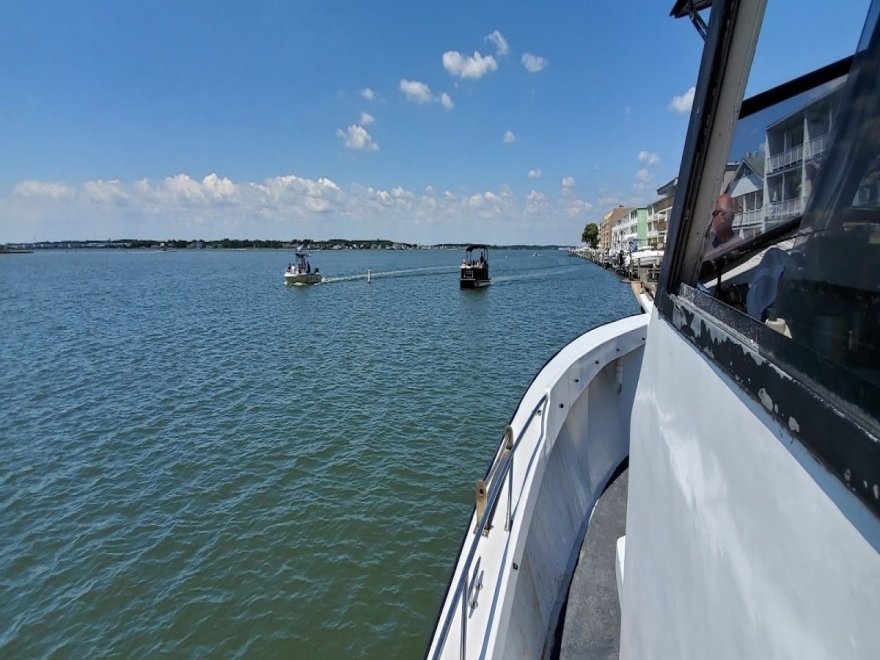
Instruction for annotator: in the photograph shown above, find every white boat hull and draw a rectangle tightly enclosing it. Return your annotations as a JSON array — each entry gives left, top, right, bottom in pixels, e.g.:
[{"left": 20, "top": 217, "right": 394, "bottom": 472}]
[
  {"left": 427, "top": 315, "right": 648, "bottom": 659},
  {"left": 284, "top": 272, "right": 322, "bottom": 285},
  {"left": 621, "top": 308, "right": 880, "bottom": 659}
]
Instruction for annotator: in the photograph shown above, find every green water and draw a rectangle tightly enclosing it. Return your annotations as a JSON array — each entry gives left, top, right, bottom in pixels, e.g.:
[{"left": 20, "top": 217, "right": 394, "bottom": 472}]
[{"left": 0, "top": 248, "right": 639, "bottom": 657}]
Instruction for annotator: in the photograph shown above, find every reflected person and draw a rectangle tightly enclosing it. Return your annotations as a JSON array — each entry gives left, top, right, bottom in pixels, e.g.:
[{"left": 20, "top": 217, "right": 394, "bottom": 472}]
[{"left": 710, "top": 193, "right": 740, "bottom": 248}]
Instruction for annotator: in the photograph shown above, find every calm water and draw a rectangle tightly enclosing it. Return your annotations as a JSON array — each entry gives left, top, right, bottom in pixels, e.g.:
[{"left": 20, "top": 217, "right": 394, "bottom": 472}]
[{"left": 0, "top": 248, "right": 638, "bottom": 658}]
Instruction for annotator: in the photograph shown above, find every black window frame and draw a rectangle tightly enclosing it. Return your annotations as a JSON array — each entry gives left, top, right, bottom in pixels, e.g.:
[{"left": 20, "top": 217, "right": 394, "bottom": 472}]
[{"left": 656, "top": 0, "right": 880, "bottom": 517}]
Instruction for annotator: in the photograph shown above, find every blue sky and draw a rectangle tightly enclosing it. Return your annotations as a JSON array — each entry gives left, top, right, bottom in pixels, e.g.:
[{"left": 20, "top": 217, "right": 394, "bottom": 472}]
[{"left": 0, "top": 1, "right": 870, "bottom": 244}]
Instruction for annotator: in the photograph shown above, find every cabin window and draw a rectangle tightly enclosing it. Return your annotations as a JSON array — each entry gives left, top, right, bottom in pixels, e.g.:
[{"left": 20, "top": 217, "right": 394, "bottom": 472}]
[{"left": 685, "top": 7, "right": 880, "bottom": 394}]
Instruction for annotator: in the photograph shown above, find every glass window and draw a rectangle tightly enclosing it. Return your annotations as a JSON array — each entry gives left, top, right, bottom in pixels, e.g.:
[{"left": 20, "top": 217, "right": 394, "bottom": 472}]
[{"left": 689, "top": 7, "right": 880, "bottom": 390}]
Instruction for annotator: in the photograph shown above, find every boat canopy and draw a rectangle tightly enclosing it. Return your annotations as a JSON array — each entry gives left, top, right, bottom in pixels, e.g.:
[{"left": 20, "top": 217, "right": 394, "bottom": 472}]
[{"left": 464, "top": 244, "right": 489, "bottom": 253}]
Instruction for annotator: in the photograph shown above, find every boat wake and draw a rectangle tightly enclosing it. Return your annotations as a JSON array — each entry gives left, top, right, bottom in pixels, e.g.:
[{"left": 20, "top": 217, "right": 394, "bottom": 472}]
[
  {"left": 320, "top": 265, "right": 456, "bottom": 284},
  {"left": 491, "top": 265, "right": 582, "bottom": 285}
]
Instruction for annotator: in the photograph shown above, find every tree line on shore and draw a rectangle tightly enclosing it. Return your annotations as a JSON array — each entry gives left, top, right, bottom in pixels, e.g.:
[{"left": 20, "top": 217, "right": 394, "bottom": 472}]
[{"left": 6, "top": 238, "right": 567, "bottom": 251}]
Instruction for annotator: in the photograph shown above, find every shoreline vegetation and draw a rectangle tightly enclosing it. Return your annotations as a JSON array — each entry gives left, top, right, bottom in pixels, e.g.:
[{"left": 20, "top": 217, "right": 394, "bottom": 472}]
[{"left": 2, "top": 239, "right": 566, "bottom": 252}]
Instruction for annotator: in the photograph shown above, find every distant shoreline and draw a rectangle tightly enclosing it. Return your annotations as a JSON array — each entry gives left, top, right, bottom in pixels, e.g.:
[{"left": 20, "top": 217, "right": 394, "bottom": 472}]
[{"left": 2, "top": 239, "right": 567, "bottom": 252}]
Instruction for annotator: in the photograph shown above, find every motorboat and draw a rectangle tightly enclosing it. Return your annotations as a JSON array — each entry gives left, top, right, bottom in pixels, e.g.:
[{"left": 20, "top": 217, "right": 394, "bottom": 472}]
[
  {"left": 427, "top": 1, "right": 880, "bottom": 658},
  {"left": 628, "top": 248, "right": 663, "bottom": 268},
  {"left": 459, "top": 245, "right": 491, "bottom": 289},
  {"left": 284, "top": 251, "right": 321, "bottom": 285}
]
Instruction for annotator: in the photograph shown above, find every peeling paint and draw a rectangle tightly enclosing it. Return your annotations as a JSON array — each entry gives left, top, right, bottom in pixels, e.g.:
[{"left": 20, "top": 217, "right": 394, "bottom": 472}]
[
  {"left": 668, "top": 289, "right": 880, "bottom": 518},
  {"left": 758, "top": 388, "right": 773, "bottom": 412}
]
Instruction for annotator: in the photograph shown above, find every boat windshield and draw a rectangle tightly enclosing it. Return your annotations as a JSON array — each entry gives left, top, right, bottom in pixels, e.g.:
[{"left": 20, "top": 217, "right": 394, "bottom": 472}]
[{"left": 685, "top": 3, "right": 880, "bottom": 389}]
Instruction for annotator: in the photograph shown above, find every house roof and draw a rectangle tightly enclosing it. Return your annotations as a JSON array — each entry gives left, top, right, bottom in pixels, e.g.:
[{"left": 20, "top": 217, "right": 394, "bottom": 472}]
[
  {"left": 656, "top": 177, "right": 678, "bottom": 198},
  {"left": 742, "top": 154, "right": 765, "bottom": 177},
  {"left": 602, "top": 206, "right": 633, "bottom": 225}
]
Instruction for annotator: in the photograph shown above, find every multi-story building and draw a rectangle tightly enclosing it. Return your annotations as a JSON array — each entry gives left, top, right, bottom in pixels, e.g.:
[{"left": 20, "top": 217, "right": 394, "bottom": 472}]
[
  {"left": 600, "top": 206, "right": 631, "bottom": 254},
  {"left": 612, "top": 206, "right": 647, "bottom": 253},
  {"left": 646, "top": 178, "right": 677, "bottom": 248},
  {"left": 724, "top": 78, "right": 844, "bottom": 239},
  {"left": 726, "top": 155, "right": 765, "bottom": 239}
]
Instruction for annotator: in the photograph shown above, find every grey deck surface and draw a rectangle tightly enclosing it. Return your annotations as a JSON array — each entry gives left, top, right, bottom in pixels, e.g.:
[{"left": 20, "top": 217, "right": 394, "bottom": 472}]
[{"left": 559, "top": 468, "right": 628, "bottom": 659}]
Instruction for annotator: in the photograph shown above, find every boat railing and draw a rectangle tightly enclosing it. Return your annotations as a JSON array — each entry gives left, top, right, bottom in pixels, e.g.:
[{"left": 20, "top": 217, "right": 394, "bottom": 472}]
[{"left": 431, "top": 394, "right": 548, "bottom": 660}]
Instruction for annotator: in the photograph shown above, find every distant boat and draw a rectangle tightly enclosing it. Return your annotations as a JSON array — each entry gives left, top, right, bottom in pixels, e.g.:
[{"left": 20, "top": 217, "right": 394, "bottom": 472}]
[
  {"left": 459, "top": 244, "right": 491, "bottom": 289},
  {"left": 427, "top": 3, "right": 880, "bottom": 658},
  {"left": 284, "top": 251, "right": 322, "bottom": 285}
]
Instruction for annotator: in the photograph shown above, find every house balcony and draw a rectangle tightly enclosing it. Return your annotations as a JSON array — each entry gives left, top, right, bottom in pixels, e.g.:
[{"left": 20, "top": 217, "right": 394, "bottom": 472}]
[
  {"left": 806, "top": 133, "right": 828, "bottom": 160},
  {"left": 733, "top": 207, "right": 764, "bottom": 229},
  {"left": 766, "top": 198, "right": 803, "bottom": 221},
  {"left": 767, "top": 143, "right": 804, "bottom": 173}
]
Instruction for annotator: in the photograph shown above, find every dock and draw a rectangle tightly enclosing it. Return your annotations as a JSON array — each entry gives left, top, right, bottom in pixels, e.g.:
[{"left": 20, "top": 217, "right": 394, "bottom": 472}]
[{"left": 569, "top": 248, "right": 660, "bottom": 309}]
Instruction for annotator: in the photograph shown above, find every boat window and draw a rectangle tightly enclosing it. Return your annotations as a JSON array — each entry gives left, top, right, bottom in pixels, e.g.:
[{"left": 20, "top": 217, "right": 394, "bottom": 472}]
[{"left": 686, "top": 5, "right": 880, "bottom": 392}]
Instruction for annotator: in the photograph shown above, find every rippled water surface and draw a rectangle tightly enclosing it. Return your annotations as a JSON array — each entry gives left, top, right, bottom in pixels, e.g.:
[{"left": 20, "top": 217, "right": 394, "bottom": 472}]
[{"left": 0, "top": 248, "right": 639, "bottom": 658}]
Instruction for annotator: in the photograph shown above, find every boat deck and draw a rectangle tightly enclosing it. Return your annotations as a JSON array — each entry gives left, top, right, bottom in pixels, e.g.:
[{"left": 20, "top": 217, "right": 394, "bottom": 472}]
[{"left": 557, "top": 468, "right": 628, "bottom": 659}]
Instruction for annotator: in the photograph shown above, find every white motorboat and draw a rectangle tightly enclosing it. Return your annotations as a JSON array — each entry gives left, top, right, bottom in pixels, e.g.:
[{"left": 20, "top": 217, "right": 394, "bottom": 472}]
[
  {"left": 427, "top": 1, "right": 880, "bottom": 657},
  {"left": 628, "top": 248, "right": 663, "bottom": 268},
  {"left": 284, "top": 251, "right": 321, "bottom": 286}
]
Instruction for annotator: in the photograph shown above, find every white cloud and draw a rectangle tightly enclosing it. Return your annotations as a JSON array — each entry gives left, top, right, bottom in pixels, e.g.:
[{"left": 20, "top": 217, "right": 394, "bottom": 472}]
[
  {"left": 528, "top": 169, "right": 542, "bottom": 179},
  {"left": 361, "top": 88, "right": 376, "bottom": 101},
  {"left": 484, "top": 191, "right": 503, "bottom": 206},
  {"left": 503, "top": 130, "right": 516, "bottom": 144},
  {"left": 6, "top": 174, "right": 606, "bottom": 244},
  {"left": 254, "top": 174, "right": 342, "bottom": 214},
  {"left": 638, "top": 150, "right": 660, "bottom": 166},
  {"left": 83, "top": 179, "right": 130, "bottom": 204},
  {"left": 521, "top": 52, "right": 548, "bottom": 73},
  {"left": 360, "top": 112, "right": 375, "bottom": 125},
  {"left": 400, "top": 78, "right": 434, "bottom": 104},
  {"left": 442, "top": 50, "right": 498, "bottom": 79},
  {"left": 567, "top": 199, "right": 592, "bottom": 218},
  {"left": 392, "top": 186, "right": 413, "bottom": 202},
  {"left": 525, "top": 189, "right": 547, "bottom": 214},
  {"left": 201, "top": 173, "right": 237, "bottom": 200},
  {"left": 669, "top": 86, "right": 695, "bottom": 113},
  {"left": 485, "top": 30, "right": 509, "bottom": 57},
  {"left": 400, "top": 79, "right": 453, "bottom": 109},
  {"left": 164, "top": 173, "right": 207, "bottom": 202},
  {"left": 633, "top": 168, "right": 655, "bottom": 192},
  {"left": 336, "top": 124, "right": 379, "bottom": 151},
  {"left": 13, "top": 180, "right": 75, "bottom": 199},
  {"left": 561, "top": 176, "right": 576, "bottom": 189}
]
